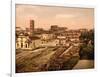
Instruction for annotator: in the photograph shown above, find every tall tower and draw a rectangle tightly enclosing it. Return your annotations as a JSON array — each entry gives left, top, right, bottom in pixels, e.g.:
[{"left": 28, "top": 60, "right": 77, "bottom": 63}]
[{"left": 30, "top": 20, "right": 34, "bottom": 36}]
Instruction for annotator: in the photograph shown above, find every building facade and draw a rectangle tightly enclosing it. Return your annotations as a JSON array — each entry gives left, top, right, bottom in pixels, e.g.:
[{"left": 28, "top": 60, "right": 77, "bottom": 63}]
[{"left": 16, "top": 32, "right": 30, "bottom": 49}]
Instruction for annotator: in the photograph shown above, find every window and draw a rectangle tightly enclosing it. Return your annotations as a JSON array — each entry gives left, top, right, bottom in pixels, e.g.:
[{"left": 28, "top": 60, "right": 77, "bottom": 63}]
[
  {"left": 21, "top": 43, "right": 23, "bottom": 48},
  {"left": 26, "top": 44, "right": 28, "bottom": 48},
  {"left": 17, "top": 43, "right": 19, "bottom": 47}
]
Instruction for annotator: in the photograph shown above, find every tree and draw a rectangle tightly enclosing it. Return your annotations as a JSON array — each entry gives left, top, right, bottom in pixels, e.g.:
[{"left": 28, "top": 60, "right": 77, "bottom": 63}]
[
  {"left": 79, "top": 29, "right": 94, "bottom": 45},
  {"left": 79, "top": 29, "right": 94, "bottom": 60}
]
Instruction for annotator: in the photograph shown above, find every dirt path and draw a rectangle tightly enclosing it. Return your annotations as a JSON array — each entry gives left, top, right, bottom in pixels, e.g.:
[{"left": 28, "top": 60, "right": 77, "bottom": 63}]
[
  {"left": 16, "top": 47, "right": 59, "bottom": 73},
  {"left": 73, "top": 60, "right": 94, "bottom": 69}
]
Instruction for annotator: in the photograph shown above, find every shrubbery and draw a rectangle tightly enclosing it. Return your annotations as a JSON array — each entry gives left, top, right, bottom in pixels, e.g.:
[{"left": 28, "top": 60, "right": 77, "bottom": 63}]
[
  {"left": 79, "top": 44, "right": 94, "bottom": 59},
  {"left": 79, "top": 29, "right": 94, "bottom": 60}
]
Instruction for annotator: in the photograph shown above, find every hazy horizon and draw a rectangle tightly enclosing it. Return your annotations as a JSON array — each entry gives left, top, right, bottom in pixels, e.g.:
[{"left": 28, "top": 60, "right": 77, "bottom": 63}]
[{"left": 16, "top": 4, "right": 94, "bottom": 30}]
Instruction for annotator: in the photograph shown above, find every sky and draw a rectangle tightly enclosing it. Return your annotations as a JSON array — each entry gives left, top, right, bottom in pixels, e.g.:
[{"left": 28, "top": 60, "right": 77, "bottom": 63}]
[{"left": 16, "top": 4, "right": 94, "bottom": 30}]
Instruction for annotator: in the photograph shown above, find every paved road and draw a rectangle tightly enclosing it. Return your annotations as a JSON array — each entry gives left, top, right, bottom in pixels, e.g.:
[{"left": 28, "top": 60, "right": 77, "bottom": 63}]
[{"left": 73, "top": 60, "right": 94, "bottom": 69}]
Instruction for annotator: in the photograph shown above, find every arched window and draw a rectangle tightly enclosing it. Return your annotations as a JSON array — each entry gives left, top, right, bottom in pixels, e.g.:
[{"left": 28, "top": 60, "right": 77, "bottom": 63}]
[
  {"left": 17, "top": 43, "right": 19, "bottom": 47},
  {"left": 25, "top": 44, "right": 28, "bottom": 48},
  {"left": 21, "top": 43, "right": 23, "bottom": 48}
]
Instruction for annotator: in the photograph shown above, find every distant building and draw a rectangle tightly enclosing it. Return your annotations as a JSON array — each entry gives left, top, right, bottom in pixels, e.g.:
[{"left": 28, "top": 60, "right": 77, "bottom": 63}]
[
  {"left": 50, "top": 25, "right": 67, "bottom": 32},
  {"left": 16, "top": 19, "right": 83, "bottom": 49},
  {"left": 16, "top": 32, "right": 31, "bottom": 49},
  {"left": 41, "top": 33, "right": 54, "bottom": 41},
  {"left": 50, "top": 25, "right": 58, "bottom": 31},
  {"left": 57, "top": 35, "right": 66, "bottom": 46},
  {"left": 58, "top": 27, "right": 67, "bottom": 32},
  {"left": 29, "top": 35, "right": 42, "bottom": 48},
  {"left": 79, "top": 28, "right": 88, "bottom": 32},
  {"left": 16, "top": 27, "right": 22, "bottom": 31},
  {"left": 30, "top": 20, "right": 35, "bottom": 36},
  {"left": 65, "top": 30, "right": 81, "bottom": 42}
]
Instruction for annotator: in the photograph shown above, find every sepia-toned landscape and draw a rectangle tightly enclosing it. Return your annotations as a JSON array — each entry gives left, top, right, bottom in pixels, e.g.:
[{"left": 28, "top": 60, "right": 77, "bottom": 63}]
[{"left": 15, "top": 4, "right": 94, "bottom": 73}]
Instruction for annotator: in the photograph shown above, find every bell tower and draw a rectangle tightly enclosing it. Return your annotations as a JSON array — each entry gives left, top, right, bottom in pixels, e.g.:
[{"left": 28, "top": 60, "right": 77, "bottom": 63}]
[{"left": 30, "top": 20, "right": 34, "bottom": 36}]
